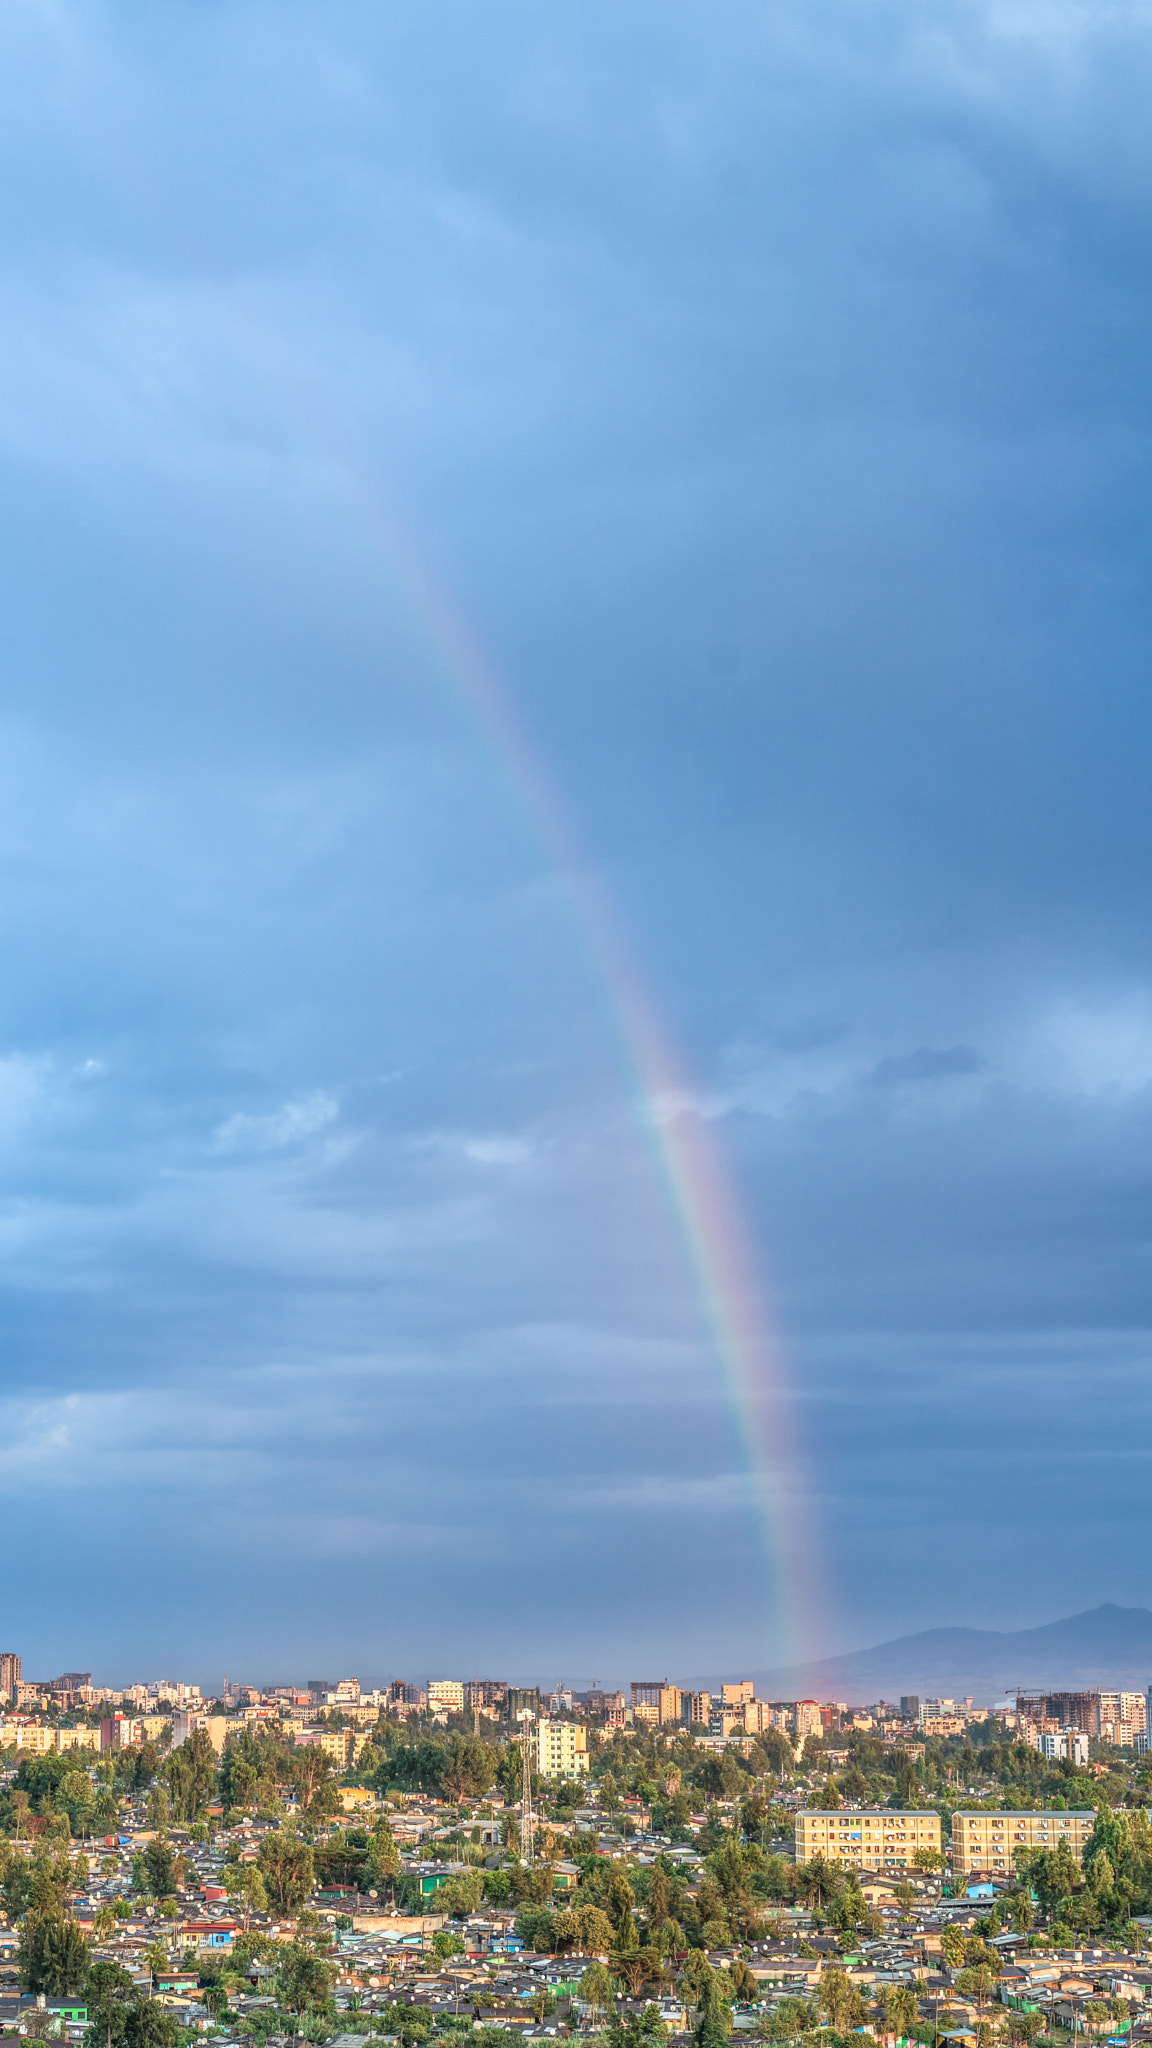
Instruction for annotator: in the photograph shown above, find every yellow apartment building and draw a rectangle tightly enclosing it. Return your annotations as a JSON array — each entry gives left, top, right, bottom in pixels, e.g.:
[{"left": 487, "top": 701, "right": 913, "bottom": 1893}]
[
  {"left": 427, "top": 1680, "right": 465, "bottom": 1712},
  {"left": 951, "top": 1809, "right": 1095, "bottom": 1874},
  {"left": 536, "top": 1717, "right": 589, "bottom": 1779},
  {"left": 795, "top": 1808, "right": 942, "bottom": 1870}
]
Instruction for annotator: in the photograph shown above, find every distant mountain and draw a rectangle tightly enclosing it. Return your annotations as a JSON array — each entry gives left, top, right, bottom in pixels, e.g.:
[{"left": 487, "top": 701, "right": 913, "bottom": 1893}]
[{"left": 698, "top": 1604, "right": 1152, "bottom": 1704}]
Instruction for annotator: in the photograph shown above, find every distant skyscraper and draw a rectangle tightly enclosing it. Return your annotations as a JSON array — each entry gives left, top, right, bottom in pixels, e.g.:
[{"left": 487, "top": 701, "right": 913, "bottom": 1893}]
[{"left": 0, "top": 1654, "right": 21, "bottom": 1700}]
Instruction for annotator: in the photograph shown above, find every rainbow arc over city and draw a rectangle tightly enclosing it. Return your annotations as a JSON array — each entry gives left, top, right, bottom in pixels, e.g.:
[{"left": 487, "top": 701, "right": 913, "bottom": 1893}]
[{"left": 271, "top": 370, "right": 819, "bottom": 1675}]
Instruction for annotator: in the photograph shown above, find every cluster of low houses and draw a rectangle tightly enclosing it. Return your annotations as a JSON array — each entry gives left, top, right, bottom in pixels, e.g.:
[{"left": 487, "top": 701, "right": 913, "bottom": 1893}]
[{"left": 0, "top": 1790, "right": 1151, "bottom": 2048}]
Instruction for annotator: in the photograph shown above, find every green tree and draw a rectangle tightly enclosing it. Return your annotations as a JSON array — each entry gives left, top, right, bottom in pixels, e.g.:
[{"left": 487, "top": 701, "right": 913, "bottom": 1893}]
[
  {"left": 878, "top": 1982, "right": 919, "bottom": 2038},
  {"left": 432, "top": 1870, "right": 484, "bottom": 1918},
  {"left": 913, "top": 1847, "right": 946, "bottom": 1893},
  {"left": 955, "top": 1966, "right": 997, "bottom": 2011},
  {"left": 1007, "top": 2015, "right": 1043, "bottom": 2048},
  {"left": 793, "top": 1854, "right": 842, "bottom": 1909},
  {"left": 123, "top": 2001, "right": 179, "bottom": 2048},
  {"left": 741, "top": 1792, "right": 771, "bottom": 1845},
  {"left": 257, "top": 1832, "right": 315, "bottom": 1914},
  {"left": 721, "top": 1960, "right": 758, "bottom": 2004},
  {"left": 818, "top": 1968, "right": 867, "bottom": 2033},
  {"left": 84, "top": 1963, "right": 136, "bottom": 2048},
  {"left": 161, "top": 1729, "right": 217, "bottom": 1825},
  {"left": 680, "top": 1949, "right": 714, "bottom": 2011},
  {"left": 581, "top": 1962, "right": 614, "bottom": 2023},
  {"left": 608, "top": 1869, "right": 636, "bottom": 1933},
  {"left": 440, "top": 1732, "right": 498, "bottom": 1801},
  {"left": 572, "top": 1904, "right": 615, "bottom": 1953},
  {"left": 692, "top": 1975, "right": 732, "bottom": 2048},
  {"left": 131, "top": 1744, "right": 161, "bottom": 1795},
  {"left": 275, "top": 1942, "right": 334, "bottom": 2014},
  {"left": 963, "top": 1939, "right": 1000, "bottom": 1971},
  {"left": 1019, "top": 1842, "right": 1083, "bottom": 1916},
  {"left": 718, "top": 1752, "right": 744, "bottom": 1803},
  {"left": 515, "top": 1904, "right": 558, "bottom": 1952},
  {"left": 59, "top": 1771, "right": 95, "bottom": 1837},
  {"left": 291, "top": 1742, "right": 339, "bottom": 1813},
  {"left": 940, "top": 1924, "right": 966, "bottom": 1969},
  {"left": 19, "top": 1913, "right": 92, "bottom": 1996},
  {"left": 143, "top": 1942, "right": 168, "bottom": 1992},
  {"left": 705, "top": 1840, "right": 759, "bottom": 1938},
  {"left": 606, "top": 2008, "right": 669, "bottom": 2048},
  {"left": 366, "top": 1817, "right": 401, "bottom": 1893},
  {"left": 765, "top": 1995, "right": 819, "bottom": 2041},
  {"left": 614, "top": 1946, "right": 663, "bottom": 1999},
  {"left": 222, "top": 1863, "right": 268, "bottom": 1932},
  {"left": 141, "top": 1840, "right": 182, "bottom": 1896}
]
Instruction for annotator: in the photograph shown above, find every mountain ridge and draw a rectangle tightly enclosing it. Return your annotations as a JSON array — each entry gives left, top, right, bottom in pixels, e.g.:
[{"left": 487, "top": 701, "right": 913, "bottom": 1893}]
[{"left": 694, "top": 1604, "right": 1152, "bottom": 1702}]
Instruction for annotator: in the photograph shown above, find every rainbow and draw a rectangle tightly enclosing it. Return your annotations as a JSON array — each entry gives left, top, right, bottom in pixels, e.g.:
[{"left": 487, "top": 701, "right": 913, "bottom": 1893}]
[{"left": 260, "top": 360, "right": 820, "bottom": 1677}]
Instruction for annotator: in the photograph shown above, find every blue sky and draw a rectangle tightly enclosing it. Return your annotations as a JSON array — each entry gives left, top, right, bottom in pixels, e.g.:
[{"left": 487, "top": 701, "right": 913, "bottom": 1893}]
[{"left": 1, "top": 0, "right": 1151, "bottom": 1688}]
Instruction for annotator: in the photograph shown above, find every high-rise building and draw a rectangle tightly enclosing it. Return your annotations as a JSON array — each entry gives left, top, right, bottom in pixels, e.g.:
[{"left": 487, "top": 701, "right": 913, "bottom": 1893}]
[
  {"left": 465, "top": 1680, "right": 508, "bottom": 1712},
  {"left": 709, "top": 1704, "right": 748, "bottom": 1738},
  {"left": 505, "top": 1687, "right": 540, "bottom": 1722},
  {"left": 427, "top": 1680, "right": 465, "bottom": 1712},
  {"left": 721, "top": 1680, "right": 755, "bottom": 1707},
  {"left": 1016, "top": 1689, "right": 1100, "bottom": 1735},
  {"left": 901, "top": 1696, "right": 920, "bottom": 1720},
  {"left": 171, "top": 1710, "right": 230, "bottom": 1755},
  {"left": 579, "top": 1688, "right": 625, "bottom": 1719},
  {"left": 1098, "top": 1692, "right": 1147, "bottom": 1744},
  {"left": 383, "top": 1680, "right": 426, "bottom": 1710},
  {"left": 631, "top": 1682, "right": 685, "bottom": 1725},
  {"left": 0, "top": 1655, "right": 21, "bottom": 1701}
]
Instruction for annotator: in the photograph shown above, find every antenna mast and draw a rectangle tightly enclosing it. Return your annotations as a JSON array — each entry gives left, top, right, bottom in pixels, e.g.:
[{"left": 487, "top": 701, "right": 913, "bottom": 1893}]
[{"left": 518, "top": 1709, "right": 536, "bottom": 1866}]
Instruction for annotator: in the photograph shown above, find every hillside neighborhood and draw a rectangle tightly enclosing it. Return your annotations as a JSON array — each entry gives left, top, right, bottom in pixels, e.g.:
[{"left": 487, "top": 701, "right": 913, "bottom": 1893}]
[{"left": 0, "top": 1669, "right": 1150, "bottom": 2048}]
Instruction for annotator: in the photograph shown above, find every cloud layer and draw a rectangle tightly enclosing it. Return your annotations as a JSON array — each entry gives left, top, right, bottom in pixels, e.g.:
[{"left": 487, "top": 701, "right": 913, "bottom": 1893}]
[{"left": 0, "top": 0, "right": 1149, "bottom": 1682}]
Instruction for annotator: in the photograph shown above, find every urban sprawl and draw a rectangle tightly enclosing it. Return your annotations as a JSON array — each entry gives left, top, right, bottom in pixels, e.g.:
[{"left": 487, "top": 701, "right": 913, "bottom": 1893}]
[{"left": 2, "top": 1664, "right": 1152, "bottom": 2048}]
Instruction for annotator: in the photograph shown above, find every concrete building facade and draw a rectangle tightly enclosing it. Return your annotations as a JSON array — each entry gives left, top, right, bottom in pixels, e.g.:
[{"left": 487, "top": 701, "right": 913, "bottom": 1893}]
[
  {"left": 951, "top": 1808, "right": 1095, "bottom": 1875},
  {"left": 535, "top": 1717, "right": 588, "bottom": 1779},
  {"left": 794, "top": 1808, "right": 942, "bottom": 1871}
]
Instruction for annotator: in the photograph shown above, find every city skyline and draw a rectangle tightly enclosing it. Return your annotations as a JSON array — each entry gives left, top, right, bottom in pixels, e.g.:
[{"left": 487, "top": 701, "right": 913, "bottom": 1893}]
[{"left": 10, "top": 1603, "right": 1152, "bottom": 1703}]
